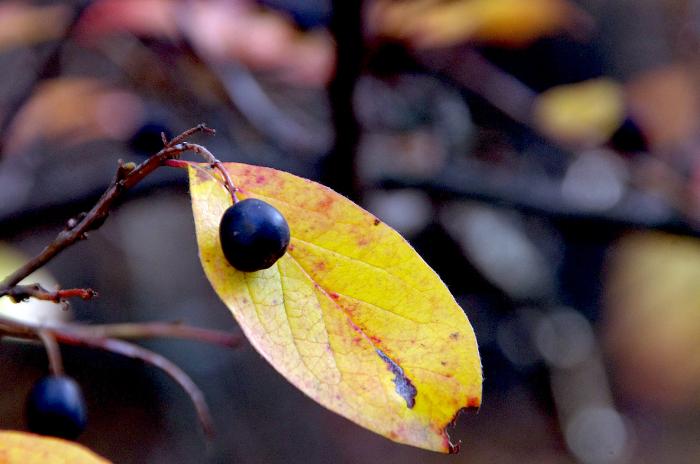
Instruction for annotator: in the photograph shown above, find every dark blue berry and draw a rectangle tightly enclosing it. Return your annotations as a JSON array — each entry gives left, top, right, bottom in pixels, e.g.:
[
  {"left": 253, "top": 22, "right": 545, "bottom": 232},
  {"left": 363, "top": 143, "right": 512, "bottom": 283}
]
[
  {"left": 26, "top": 375, "right": 87, "bottom": 440},
  {"left": 219, "top": 198, "right": 291, "bottom": 272},
  {"left": 128, "top": 121, "right": 172, "bottom": 157}
]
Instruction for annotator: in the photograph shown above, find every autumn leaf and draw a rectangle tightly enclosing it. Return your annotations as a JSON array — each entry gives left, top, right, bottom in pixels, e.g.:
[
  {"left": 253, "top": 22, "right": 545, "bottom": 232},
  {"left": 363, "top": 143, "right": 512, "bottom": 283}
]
[
  {"left": 4, "top": 78, "right": 144, "bottom": 156},
  {"left": 188, "top": 163, "right": 482, "bottom": 453},
  {"left": 605, "top": 232, "right": 700, "bottom": 409},
  {"left": 0, "top": 431, "right": 110, "bottom": 464},
  {"left": 372, "top": 0, "right": 592, "bottom": 48},
  {"left": 0, "top": 3, "right": 70, "bottom": 52},
  {"left": 533, "top": 78, "right": 625, "bottom": 148}
]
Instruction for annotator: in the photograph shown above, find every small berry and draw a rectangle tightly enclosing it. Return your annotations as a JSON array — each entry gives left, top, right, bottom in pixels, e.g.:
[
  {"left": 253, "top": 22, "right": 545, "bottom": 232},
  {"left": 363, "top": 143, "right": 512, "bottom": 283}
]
[
  {"left": 128, "top": 121, "right": 172, "bottom": 157},
  {"left": 26, "top": 375, "right": 87, "bottom": 440},
  {"left": 219, "top": 198, "right": 291, "bottom": 272}
]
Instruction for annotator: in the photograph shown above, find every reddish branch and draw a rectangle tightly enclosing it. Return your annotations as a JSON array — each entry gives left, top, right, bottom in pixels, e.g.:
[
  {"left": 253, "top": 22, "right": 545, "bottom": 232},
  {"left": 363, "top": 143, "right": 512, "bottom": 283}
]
[
  {"left": 0, "top": 124, "right": 243, "bottom": 437},
  {"left": 0, "top": 316, "right": 239, "bottom": 437},
  {"left": 6, "top": 284, "right": 97, "bottom": 306},
  {"left": 0, "top": 124, "right": 216, "bottom": 295}
]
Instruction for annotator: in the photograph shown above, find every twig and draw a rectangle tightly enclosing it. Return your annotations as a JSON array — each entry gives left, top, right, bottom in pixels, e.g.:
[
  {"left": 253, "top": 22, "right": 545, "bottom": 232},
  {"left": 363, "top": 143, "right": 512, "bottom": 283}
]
[
  {"left": 165, "top": 124, "right": 216, "bottom": 147},
  {"left": 37, "top": 329, "right": 64, "bottom": 376},
  {"left": 6, "top": 284, "right": 97, "bottom": 306},
  {"left": 64, "top": 321, "right": 242, "bottom": 348},
  {"left": 0, "top": 125, "right": 215, "bottom": 296},
  {"left": 181, "top": 142, "right": 239, "bottom": 203},
  {"left": 0, "top": 315, "right": 243, "bottom": 436},
  {"left": 416, "top": 47, "right": 537, "bottom": 129},
  {"left": 54, "top": 332, "right": 216, "bottom": 437}
]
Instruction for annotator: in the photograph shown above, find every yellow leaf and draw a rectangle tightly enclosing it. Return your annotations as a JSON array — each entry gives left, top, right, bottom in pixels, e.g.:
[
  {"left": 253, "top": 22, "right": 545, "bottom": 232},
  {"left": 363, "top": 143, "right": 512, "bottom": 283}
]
[
  {"left": 373, "top": 0, "right": 589, "bottom": 48},
  {"left": 188, "top": 163, "right": 482, "bottom": 453},
  {"left": 533, "top": 78, "right": 625, "bottom": 148},
  {"left": 0, "top": 431, "right": 110, "bottom": 464},
  {"left": 605, "top": 233, "right": 700, "bottom": 408},
  {"left": 0, "top": 3, "right": 70, "bottom": 52}
]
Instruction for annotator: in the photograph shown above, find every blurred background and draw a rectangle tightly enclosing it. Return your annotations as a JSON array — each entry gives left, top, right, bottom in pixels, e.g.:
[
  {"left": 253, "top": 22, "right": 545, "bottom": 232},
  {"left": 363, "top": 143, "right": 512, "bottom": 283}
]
[{"left": 2, "top": 0, "right": 700, "bottom": 462}]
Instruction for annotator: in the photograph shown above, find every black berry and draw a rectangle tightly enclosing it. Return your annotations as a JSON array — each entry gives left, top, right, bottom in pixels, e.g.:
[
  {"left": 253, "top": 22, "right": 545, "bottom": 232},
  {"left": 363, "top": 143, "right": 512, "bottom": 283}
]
[
  {"left": 128, "top": 121, "right": 172, "bottom": 157},
  {"left": 219, "top": 198, "right": 291, "bottom": 272},
  {"left": 26, "top": 375, "right": 87, "bottom": 440}
]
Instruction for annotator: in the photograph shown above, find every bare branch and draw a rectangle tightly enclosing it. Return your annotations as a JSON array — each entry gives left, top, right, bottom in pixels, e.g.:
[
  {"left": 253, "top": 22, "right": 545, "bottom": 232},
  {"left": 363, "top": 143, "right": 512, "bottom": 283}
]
[
  {"left": 181, "top": 142, "right": 239, "bottom": 203},
  {"left": 6, "top": 284, "right": 97, "bottom": 306},
  {"left": 0, "top": 125, "right": 215, "bottom": 297},
  {"left": 65, "top": 321, "right": 243, "bottom": 348},
  {"left": 166, "top": 124, "right": 216, "bottom": 148},
  {"left": 53, "top": 332, "right": 216, "bottom": 437}
]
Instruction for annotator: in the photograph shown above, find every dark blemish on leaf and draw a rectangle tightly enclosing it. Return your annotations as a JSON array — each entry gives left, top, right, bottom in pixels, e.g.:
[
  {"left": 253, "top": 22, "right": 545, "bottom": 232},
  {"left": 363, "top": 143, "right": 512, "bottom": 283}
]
[
  {"left": 315, "top": 261, "right": 326, "bottom": 272},
  {"left": 450, "top": 332, "right": 460, "bottom": 340},
  {"left": 468, "top": 396, "right": 481, "bottom": 408},
  {"left": 441, "top": 361, "right": 447, "bottom": 366},
  {"left": 288, "top": 244, "right": 295, "bottom": 251},
  {"left": 329, "top": 292, "right": 339, "bottom": 300},
  {"left": 376, "top": 348, "right": 417, "bottom": 409},
  {"left": 357, "top": 237, "right": 369, "bottom": 246},
  {"left": 373, "top": 218, "right": 381, "bottom": 226},
  {"left": 370, "top": 335, "right": 382, "bottom": 344}
]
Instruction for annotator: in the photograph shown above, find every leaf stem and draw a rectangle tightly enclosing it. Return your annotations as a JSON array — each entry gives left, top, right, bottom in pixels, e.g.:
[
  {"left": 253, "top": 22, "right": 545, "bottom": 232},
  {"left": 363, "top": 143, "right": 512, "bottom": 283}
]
[{"left": 37, "top": 329, "right": 64, "bottom": 376}]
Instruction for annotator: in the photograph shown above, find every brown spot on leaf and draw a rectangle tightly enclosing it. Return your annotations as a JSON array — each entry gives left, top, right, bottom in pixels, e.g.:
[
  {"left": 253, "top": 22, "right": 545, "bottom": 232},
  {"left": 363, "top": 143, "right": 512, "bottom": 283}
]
[
  {"left": 373, "top": 218, "right": 381, "bottom": 226},
  {"left": 314, "top": 261, "right": 326, "bottom": 272},
  {"left": 450, "top": 332, "right": 460, "bottom": 340},
  {"left": 255, "top": 175, "right": 266, "bottom": 184},
  {"left": 376, "top": 348, "right": 417, "bottom": 409},
  {"left": 329, "top": 292, "right": 339, "bottom": 300},
  {"left": 441, "top": 361, "right": 447, "bottom": 366},
  {"left": 316, "top": 195, "right": 334, "bottom": 210},
  {"left": 195, "top": 168, "right": 210, "bottom": 182}
]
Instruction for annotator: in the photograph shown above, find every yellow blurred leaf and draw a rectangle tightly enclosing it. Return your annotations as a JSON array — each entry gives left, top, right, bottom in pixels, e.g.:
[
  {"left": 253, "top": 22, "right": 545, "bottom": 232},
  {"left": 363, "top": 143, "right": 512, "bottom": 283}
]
[
  {"left": 605, "top": 232, "right": 700, "bottom": 409},
  {"left": 0, "top": 431, "right": 110, "bottom": 464},
  {"left": 373, "top": 0, "right": 590, "bottom": 48},
  {"left": 534, "top": 78, "right": 625, "bottom": 147},
  {"left": 188, "top": 163, "right": 482, "bottom": 453},
  {"left": 0, "top": 3, "right": 70, "bottom": 51}
]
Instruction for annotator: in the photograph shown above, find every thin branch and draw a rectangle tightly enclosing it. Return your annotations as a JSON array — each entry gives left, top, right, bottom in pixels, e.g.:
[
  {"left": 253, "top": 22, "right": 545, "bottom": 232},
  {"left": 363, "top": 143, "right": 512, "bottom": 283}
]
[
  {"left": 0, "top": 315, "right": 244, "bottom": 437},
  {"left": 0, "top": 125, "right": 215, "bottom": 296},
  {"left": 6, "top": 284, "right": 97, "bottom": 305},
  {"left": 53, "top": 332, "right": 215, "bottom": 437},
  {"left": 417, "top": 47, "right": 538, "bottom": 129},
  {"left": 37, "top": 329, "right": 64, "bottom": 376},
  {"left": 64, "top": 321, "right": 243, "bottom": 348},
  {"left": 181, "top": 142, "right": 239, "bottom": 203},
  {"left": 165, "top": 124, "right": 216, "bottom": 148}
]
